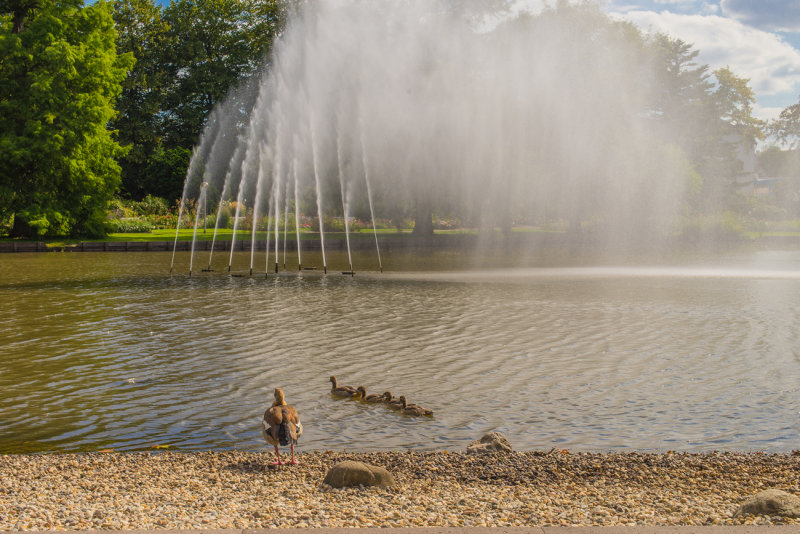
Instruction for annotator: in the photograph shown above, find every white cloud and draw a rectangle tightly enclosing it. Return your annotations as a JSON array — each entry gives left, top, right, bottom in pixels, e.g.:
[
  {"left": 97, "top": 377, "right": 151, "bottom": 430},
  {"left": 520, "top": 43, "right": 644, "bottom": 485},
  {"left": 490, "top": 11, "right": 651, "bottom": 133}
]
[
  {"left": 721, "top": 0, "right": 800, "bottom": 32},
  {"left": 613, "top": 10, "right": 800, "bottom": 117},
  {"left": 511, "top": 0, "right": 547, "bottom": 16},
  {"left": 754, "top": 104, "right": 786, "bottom": 123}
]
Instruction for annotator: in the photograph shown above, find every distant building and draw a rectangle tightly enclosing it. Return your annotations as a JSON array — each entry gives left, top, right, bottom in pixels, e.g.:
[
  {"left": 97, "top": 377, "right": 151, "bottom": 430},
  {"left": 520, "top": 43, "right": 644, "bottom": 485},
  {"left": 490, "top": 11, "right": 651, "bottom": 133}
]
[{"left": 752, "top": 178, "right": 783, "bottom": 197}]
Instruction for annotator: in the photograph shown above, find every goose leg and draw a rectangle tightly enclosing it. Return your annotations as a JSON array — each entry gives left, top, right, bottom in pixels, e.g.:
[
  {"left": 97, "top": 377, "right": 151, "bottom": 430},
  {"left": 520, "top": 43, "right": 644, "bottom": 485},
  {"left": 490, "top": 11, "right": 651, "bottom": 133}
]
[
  {"left": 270, "top": 444, "right": 284, "bottom": 465},
  {"left": 288, "top": 443, "right": 298, "bottom": 465}
]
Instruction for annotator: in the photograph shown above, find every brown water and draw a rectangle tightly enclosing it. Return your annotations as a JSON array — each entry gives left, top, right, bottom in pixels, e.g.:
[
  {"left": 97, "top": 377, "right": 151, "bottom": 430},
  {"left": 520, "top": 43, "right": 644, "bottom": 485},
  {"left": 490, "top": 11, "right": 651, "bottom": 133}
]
[{"left": 1, "top": 249, "right": 799, "bottom": 453}]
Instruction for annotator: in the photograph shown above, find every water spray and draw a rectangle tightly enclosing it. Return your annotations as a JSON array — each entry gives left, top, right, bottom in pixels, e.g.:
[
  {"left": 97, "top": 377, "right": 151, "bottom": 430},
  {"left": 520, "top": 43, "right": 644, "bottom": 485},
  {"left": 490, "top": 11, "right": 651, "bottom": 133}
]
[
  {"left": 293, "top": 153, "right": 302, "bottom": 272},
  {"left": 335, "top": 122, "right": 355, "bottom": 276},
  {"left": 188, "top": 181, "right": 209, "bottom": 276},
  {"left": 308, "top": 114, "right": 328, "bottom": 275},
  {"left": 359, "top": 124, "right": 383, "bottom": 273}
]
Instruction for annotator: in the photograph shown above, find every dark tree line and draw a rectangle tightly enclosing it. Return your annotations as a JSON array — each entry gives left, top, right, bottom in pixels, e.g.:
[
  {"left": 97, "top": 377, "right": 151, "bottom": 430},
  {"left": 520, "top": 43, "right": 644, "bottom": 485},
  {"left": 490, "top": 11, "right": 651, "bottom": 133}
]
[
  {"left": 111, "top": 0, "right": 287, "bottom": 201},
  {"left": 0, "top": 0, "right": 287, "bottom": 237}
]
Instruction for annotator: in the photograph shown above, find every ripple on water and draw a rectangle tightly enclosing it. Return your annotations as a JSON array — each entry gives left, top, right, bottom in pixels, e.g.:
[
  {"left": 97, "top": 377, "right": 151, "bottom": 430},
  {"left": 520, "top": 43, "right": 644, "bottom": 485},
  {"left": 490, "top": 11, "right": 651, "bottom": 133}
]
[{"left": 1, "top": 251, "right": 799, "bottom": 452}]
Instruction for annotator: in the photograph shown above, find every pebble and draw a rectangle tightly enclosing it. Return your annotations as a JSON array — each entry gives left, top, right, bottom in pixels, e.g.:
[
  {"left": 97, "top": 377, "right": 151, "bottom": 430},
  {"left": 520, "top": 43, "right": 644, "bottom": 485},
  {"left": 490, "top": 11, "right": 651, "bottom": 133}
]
[{"left": 0, "top": 450, "right": 798, "bottom": 529}]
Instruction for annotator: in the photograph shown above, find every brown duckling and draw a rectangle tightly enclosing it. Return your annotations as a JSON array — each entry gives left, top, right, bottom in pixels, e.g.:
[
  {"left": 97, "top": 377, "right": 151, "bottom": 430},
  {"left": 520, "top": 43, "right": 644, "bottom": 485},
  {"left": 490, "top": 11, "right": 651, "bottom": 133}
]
[
  {"left": 262, "top": 388, "right": 303, "bottom": 465},
  {"left": 356, "top": 386, "right": 385, "bottom": 403},
  {"left": 385, "top": 391, "right": 404, "bottom": 409},
  {"left": 399, "top": 396, "right": 433, "bottom": 416},
  {"left": 330, "top": 375, "right": 358, "bottom": 397}
]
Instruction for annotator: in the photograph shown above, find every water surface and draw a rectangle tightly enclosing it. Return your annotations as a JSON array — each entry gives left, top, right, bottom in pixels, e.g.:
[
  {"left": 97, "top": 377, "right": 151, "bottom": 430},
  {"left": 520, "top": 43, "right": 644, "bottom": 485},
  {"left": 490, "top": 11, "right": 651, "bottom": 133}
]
[{"left": 1, "top": 249, "right": 799, "bottom": 453}]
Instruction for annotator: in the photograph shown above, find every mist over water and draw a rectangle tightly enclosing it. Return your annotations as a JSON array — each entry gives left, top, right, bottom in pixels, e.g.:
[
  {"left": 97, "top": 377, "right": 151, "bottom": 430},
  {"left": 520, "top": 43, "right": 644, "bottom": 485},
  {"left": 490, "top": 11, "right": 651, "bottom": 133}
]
[{"left": 180, "top": 0, "right": 694, "bottom": 257}]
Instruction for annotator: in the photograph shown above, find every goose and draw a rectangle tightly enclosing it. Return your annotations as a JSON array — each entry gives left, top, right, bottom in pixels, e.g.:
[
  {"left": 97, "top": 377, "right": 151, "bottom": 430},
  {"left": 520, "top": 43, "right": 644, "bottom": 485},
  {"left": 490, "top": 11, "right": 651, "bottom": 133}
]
[
  {"left": 399, "top": 396, "right": 434, "bottom": 416},
  {"left": 262, "top": 388, "right": 303, "bottom": 465},
  {"left": 330, "top": 375, "right": 358, "bottom": 397},
  {"left": 356, "top": 386, "right": 385, "bottom": 403}
]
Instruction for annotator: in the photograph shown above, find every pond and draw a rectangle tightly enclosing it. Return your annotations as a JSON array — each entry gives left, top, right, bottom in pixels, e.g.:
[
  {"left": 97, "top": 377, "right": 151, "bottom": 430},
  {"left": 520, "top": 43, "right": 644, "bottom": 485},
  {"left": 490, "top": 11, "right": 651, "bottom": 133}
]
[{"left": 1, "top": 248, "right": 799, "bottom": 453}]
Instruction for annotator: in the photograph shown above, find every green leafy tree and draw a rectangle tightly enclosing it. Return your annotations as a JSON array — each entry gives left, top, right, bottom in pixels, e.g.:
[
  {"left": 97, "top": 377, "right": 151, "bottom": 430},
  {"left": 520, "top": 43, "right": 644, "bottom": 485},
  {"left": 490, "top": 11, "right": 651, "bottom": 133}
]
[
  {"left": 111, "top": 0, "right": 172, "bottom": 199},
  {"left": 646, "top": 37, "right": 764, "bottom": 213},
  {"left": 769, "top": 99, "right": 800, "bottom": 149},
  {"left": 699, "top": 66, "right": 765, "bottom": 209},
  {"left": 110, "top": 0, "right": 285, "bottom": 201},
  {"left": 713, "top": 66, "right": 763, "bottom": 143},
  {"left": 160, "top": 0, "right": 285, "bottom": 149},
  {"left": 758, "top": 145, "right": 800, "bottom": 178},
  {"left": 0, "top": 0, "right": 134, "bottom": 237},
  {"left": 645, "top": 35, "right": 715, "bottom": 157}
]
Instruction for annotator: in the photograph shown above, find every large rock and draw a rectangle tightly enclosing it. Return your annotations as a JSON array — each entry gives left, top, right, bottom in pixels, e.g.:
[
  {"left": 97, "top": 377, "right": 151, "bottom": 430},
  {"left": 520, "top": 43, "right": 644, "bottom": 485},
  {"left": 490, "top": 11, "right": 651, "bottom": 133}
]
[
  {"left": 466, "top": 432, "right": 512, "bottom": 454},
  {"left": 734, "top": 489, "right": 800, "bottom": 518},
  {"left": 323, "top": 460, "right": 395, "bottom": 488}
]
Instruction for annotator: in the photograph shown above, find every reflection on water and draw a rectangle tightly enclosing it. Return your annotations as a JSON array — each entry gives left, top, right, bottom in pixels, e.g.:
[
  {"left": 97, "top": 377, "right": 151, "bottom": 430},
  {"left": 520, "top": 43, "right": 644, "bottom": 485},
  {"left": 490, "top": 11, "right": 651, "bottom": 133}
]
[{"left": 1, "top": 249, "right": 799, "bottom": 453}]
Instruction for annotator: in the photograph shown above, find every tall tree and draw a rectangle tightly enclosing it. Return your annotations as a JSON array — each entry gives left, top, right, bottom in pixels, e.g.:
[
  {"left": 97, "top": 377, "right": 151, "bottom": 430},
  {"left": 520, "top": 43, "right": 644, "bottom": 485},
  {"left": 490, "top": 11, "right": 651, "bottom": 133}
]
[
  {"left": 646, "top": 37, "right": 764, "bottom": 213},
  {"left": 713, "top": 66, "right": 763, "bottom": 144},
  {"left": 111, "top": 0, "right": 286, "bottom": 201},
  {"left": 0, "top": 0, "right": 134, "bottom": 237},
  {"left": 645, "top": 35, "right": 715, "bottom": 156},
  {"left": 160, "top": 0, "right": 285, "bottom": 149},
  {"left": 111, "top": 0, "right": 174, "bottom": 199},
  {"left": 701, "top": 66, "right": 764, "bottom": 207}
]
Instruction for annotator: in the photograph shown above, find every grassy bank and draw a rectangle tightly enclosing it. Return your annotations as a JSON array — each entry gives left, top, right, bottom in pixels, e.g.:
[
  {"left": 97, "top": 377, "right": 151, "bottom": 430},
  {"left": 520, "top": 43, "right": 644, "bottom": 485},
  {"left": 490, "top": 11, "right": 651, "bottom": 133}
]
[{"left": 0, "top": 227, "right": 567, "bottom": 249}]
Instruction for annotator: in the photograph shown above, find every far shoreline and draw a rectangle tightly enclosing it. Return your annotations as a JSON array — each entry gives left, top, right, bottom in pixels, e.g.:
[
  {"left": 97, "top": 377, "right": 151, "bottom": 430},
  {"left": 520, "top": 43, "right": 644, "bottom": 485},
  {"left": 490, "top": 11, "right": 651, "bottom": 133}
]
[{"left": 3, "top": 229, "right": 800, "bottom": 254}]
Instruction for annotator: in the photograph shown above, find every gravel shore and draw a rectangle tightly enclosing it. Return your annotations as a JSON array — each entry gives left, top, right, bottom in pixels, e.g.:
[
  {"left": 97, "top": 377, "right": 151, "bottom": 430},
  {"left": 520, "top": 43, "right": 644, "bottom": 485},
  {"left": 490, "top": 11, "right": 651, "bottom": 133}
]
[{"left": 1, "top": 450, "right": 799, "bottom": 530}]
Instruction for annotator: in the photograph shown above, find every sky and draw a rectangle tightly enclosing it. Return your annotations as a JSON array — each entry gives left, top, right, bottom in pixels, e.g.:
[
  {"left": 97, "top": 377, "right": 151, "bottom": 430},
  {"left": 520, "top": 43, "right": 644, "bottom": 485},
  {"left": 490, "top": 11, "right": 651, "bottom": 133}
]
[{"left": 596, "top": 0, "right": 800, "bottom": 122}]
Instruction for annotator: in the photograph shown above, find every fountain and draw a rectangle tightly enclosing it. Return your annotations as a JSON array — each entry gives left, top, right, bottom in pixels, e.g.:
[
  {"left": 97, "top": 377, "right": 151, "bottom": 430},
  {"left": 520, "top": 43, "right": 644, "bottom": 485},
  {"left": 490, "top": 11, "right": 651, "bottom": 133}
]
[{"left": 171, "top": 0, "right": 711, "bottom": 276}]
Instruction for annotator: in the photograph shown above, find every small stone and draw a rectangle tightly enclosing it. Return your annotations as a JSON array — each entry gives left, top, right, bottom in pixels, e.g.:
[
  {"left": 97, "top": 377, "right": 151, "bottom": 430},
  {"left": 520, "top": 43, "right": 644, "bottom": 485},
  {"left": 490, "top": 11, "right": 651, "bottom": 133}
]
[
  {"left": 467, "top": 432, "right": 512, "bottom": 453},
  {"left": 322, "top": 460, "right": 395, "bottom": 488},
  {"left": 734, "top": 489, "right": 800, "bottom": 518}
]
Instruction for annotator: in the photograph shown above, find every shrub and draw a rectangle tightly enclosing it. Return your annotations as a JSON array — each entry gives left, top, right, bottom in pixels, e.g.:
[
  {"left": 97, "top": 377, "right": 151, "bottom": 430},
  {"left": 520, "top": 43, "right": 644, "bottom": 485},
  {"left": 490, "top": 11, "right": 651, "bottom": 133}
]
[
  {"left": 433, "top": 216, "right": 461, "bottom": 230},
  {"left": 151, "top": 213, "right": 178, "bottom": 229},
  {"left": 131, "top": 195, "right": 170, "bottom": 216},
  {"left": 108, "top": 198, "right": 136, "bottom": 219},
  {"left": 216, "top": 208, "right": 231, "bottom": 229},
  {"left": 107, "top": 218, "right": 153, "bottom": 233},
  {"left": 679, "top": 213, "right": 747, "bottom": 244}
]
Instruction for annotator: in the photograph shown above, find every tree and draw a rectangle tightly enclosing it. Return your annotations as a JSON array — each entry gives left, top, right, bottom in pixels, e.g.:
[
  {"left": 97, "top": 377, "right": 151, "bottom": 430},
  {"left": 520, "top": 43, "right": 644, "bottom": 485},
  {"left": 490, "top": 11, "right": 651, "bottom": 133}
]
[
  {"left": 700, "top": 66, "right": 765, "bottom": 209},
  {"left": 713, "top": 66, "right": 763, "bottom": 144},
  {"left": 645, "top": 35, "right": 716, "bottom": 156},
  {"left": 758, "top": 145, "right": 800, "bottom": 178},
  {"left": 0, "top": 0, "right": 133, "bottom": 237},
  {"left": 769, "top": 100, "right": 800, "bottom": 148},
  {"left": 645, "top": 37, "right": 764, "bottom": 213},
  {"left": 160, "top": 0, "right": 285, "bottom": 149},
  {"left": 110, "top": 0, "right": 286, "bottom": 201},
  {"left": 111, "top": 0, "right": 172, "bottom": 199}
]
